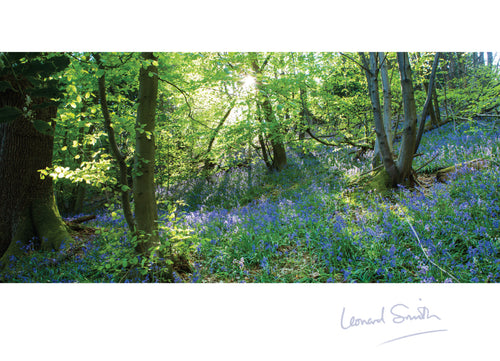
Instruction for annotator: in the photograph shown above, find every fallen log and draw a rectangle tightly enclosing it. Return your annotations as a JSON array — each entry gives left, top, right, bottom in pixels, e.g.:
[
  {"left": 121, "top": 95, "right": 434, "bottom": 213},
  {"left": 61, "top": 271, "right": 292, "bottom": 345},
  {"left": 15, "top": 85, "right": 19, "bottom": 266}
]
[
  {"left": 436, "top": 158, "right": 490, "bottom": 182},
  {"left": 70, "top": 215, "right": 96, "bottom": 224}
]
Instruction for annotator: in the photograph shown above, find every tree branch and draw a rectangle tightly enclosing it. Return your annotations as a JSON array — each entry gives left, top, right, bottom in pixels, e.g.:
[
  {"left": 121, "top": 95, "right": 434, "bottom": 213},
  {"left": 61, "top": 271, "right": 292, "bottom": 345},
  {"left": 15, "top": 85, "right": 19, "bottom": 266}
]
[
  {"left": 342, "top": 52, "right": 369, "bottom": 72},
  {"left": 158, "top": 76, "right": 215, "bottom": 130}
]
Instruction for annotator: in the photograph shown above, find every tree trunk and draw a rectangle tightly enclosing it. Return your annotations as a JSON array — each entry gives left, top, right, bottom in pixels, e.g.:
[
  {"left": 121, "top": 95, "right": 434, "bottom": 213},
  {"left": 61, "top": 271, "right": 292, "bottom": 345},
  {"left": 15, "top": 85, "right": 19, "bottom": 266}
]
[
  {"left": 423, "top": 81, "right": 438, "bottom": 126},
  {"left": 202, "top": 105, "right": 233, "bottom": 174},
  {"left": 0, "top": 76, "right": 71, "bottom": 267},
  {"left": 360, "top": 52, "right": 399, "bottom": 184},
  {"left": 487, "top": 52, "right": 494, "bottom": 67},
  {"left": 133, "top": 52, "right": 161, "bottom": 255},
  {"left": 396, "top": 52, "right": 419, "bottom": 182},
  {"left": 250, "top": 53, "right": 287, "bottom": 172},
  {"left": 479, "top": 52, "right": 485, "bottom": 66},
  {"left": 94, "top": 53, "right": 136, "bottom": 234},
  {"left": 261, "top": 97, "right": 287, "bottom": 171},
  {"left": 373, "top": 52, "right": 393, "bottom": 167},
  {"left": 414, "top": 52, "right": 440, "bottom": 153},
  {"left": 432, "top": 85, "right": 441, "bottom": 124}
]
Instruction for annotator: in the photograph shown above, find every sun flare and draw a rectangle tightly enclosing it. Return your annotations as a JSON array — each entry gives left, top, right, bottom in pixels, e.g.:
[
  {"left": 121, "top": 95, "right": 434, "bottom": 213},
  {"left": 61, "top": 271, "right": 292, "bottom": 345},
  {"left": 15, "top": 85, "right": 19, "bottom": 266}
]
[{"left": 242, "top": 75, "right": 256, "bottom": 89}]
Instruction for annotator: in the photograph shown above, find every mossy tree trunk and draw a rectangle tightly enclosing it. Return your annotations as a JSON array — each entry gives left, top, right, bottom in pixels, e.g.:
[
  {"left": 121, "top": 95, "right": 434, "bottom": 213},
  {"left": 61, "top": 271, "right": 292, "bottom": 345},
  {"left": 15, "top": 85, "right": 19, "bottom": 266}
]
[
  {"left": 0, "top": 76, "right": 71, "bottom": 267},
  {"left": 360, "top": 52, "right": 430, "bottom": 189}
]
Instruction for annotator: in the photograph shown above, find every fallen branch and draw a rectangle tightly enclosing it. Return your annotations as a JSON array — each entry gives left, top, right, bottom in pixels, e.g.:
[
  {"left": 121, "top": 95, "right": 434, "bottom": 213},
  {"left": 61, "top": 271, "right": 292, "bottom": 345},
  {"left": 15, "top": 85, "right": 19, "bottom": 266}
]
[
  {"left": 476, "top": 113, "right": 500, "bottom": 118},
  {"left": 415, "top": 153, "right": 439, "bottom": 173},
  {"left": 70, "top": 215, "right": 96, "bottom": 224},
  {"left": 436, "top": 158, "right": 490, "bottom": 182}
]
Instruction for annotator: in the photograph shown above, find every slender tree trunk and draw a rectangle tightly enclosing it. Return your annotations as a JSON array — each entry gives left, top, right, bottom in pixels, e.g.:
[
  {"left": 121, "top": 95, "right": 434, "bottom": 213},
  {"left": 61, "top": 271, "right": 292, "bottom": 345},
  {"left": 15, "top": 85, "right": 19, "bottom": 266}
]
[
  {"left": 373, "top": 52, "right": 393, "bottom": 167},
  {"left": 414, "top": 52, "right": 440, "bottom": 154},
  {"left": 94, "top": 53, "right": 136, "bottom": 234},
  {"left": 487, "top": 52, "right": 494, "bottom": 67},
  {"left": 202, "top": 105, "right": 233, "bottom": 173},
  {"left": 133, "top": 52, "right": 161, "bottom": 255},
  {"left": 396, "top": 52, "right": 419, "bottom": 181},
  {"left": 261, "top": 97, "right": 287, "bottom": 171},
  {"left": 0, "top": 76, "right": 71, "bottom": 267},
  {"left": 479, "top": 52, "right": 485, "bottom": 66},
  {"left": 360, "top": 52, "right": 399, "bottom": 184},
  {"left": 423, "top": 82, "right": 438, "bottom": 126},
  {"left": 432, "top": 84, "right": 441, "bottom": 124}
]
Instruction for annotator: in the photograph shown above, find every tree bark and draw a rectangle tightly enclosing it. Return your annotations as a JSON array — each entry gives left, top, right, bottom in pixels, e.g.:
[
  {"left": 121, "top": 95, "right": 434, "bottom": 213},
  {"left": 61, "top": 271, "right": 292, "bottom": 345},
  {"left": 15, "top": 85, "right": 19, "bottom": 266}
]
[
  {"left": 0, "top": 75, "right": 71, "bottom": 267},
  {"left": 360, "top": 52, "right": 399, "bottom": 184},
  {"left": 432, "top": 84, "right": 441, "bottom": 124},
  {"left": 373, "top": 52, "right": 393, "bottom": 167},
  {"left": 133, "top": 52, "right": 161, "bottom": 255},
  {"left": 414, "top": 52, "right": 440, "bottom": 153},
  {"left": 396, "top": 52, "right": 419, "bottom": 182}
]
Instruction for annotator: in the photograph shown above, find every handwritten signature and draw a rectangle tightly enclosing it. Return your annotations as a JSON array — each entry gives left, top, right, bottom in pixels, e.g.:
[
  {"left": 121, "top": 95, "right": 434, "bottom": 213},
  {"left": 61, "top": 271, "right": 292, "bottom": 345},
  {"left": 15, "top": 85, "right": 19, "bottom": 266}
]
[{"left": 340, "top": 299, "right": 447, "bottom": 345}]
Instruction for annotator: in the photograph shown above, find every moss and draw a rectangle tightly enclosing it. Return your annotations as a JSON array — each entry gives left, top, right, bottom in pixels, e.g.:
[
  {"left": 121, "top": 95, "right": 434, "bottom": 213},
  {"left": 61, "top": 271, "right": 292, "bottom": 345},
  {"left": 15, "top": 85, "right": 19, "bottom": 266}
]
[
  {"left": 0, "top": 195, "right": 71, "bottom": 268},
  {"left": 33, "top": 194, "right": 71, "bottom": 251},
  {"left": 349, "top": 168, "right": 392, "bottom": 195}
]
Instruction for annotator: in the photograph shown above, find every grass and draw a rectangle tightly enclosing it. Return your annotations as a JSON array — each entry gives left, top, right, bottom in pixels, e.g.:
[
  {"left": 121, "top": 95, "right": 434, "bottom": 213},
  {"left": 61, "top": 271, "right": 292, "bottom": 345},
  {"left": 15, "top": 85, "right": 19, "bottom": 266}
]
[{"left": 2, "top": 119, "right": 499, "bottom": 283}]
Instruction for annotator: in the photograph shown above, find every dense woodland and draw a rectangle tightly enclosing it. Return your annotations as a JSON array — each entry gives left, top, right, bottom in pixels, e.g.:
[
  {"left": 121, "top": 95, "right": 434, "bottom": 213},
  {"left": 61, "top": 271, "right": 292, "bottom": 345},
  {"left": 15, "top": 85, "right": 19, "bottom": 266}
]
[{"left": 0, "top": 51, "right": 499, "bottom": 283}]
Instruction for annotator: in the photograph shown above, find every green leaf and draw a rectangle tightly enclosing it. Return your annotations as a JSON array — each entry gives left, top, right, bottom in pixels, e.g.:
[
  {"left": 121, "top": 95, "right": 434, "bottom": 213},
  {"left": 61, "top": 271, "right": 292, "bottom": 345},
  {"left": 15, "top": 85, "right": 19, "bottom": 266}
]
[
  {"left": 122, "top": 259, "right": 128, "bottom": 268},
  {"left": 32, "top": 119, "right": 54, "bottom": 135},
  {"left": 0, "top": 106, "right": 23, "bottom": 123}
]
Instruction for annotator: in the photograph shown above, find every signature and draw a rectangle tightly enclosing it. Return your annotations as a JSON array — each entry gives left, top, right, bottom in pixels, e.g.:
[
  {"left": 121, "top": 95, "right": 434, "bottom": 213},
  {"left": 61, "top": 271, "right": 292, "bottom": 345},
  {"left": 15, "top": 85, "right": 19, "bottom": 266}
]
[{"left": 340, "top": 299, "right": 447, "bottom": 344}]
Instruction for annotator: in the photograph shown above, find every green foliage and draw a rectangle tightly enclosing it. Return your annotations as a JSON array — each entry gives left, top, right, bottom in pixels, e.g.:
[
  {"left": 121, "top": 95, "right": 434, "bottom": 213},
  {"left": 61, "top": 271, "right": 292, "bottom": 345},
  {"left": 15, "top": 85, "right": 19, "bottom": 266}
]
[
  {"left": 3, "top": 51, "right": 499, "bottom": 283},
  {"left": 32, "top": 119, "right": 54, "bottom": 135}
]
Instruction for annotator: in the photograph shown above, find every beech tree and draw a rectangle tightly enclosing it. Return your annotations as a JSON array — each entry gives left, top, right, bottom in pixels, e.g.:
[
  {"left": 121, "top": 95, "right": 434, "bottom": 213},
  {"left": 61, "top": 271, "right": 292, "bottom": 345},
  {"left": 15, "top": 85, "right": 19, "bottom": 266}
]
[
  {"left": 0, "top": 53, "right": 71, "bottom": 266},
  {"left": 133, "top": 52, "right": 161, "bottom": 255}
]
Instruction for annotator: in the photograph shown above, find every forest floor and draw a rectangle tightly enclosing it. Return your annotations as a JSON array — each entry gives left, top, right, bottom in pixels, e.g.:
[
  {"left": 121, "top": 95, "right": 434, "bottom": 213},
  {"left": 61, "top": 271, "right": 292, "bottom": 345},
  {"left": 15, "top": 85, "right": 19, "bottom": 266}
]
[{"left": 2, "top": 118, "right": 500, "bottom": 283}]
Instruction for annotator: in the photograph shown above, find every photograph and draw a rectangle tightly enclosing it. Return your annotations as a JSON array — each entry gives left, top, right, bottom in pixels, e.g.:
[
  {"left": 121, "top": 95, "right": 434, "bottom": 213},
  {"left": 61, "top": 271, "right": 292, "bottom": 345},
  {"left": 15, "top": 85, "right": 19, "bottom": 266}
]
[
  {"left": 1, "top": 51, "right": 498, "bottom": 284},
  {"left": 1, "top": 1, "right": 499, "bottom": 359}
]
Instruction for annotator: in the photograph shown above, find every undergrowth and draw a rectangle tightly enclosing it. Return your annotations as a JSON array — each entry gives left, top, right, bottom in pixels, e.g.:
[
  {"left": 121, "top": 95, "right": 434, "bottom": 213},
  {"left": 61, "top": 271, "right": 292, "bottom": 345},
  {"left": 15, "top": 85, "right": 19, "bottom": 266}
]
[{"left": 2, "top": 119, "right": 499, "bottom": 283}]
